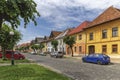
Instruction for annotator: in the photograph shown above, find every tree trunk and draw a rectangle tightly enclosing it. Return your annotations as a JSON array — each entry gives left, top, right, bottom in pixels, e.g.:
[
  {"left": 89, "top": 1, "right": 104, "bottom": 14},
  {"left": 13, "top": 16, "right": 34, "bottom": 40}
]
[
  {"left": 55, "top": 47, "right": 57, "bottom": 51},
  {"left": 0, "top": 17, "right": 3, "bottom": 29},
  {"left": 70, "top": 47, "right": 73, "bottom": 57},
  {"left": 40, "top": 49, "right": 42, "bottom": 53}
]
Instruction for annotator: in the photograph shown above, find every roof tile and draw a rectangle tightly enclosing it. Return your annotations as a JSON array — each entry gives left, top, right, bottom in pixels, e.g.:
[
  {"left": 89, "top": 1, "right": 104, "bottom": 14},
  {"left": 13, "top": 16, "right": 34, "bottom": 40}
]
[
  {"left": 68, "top": 21, "right": 90, "bottom": 35},
  {"left": 87, "top": 6, "right": 120, "bottom": 28}
]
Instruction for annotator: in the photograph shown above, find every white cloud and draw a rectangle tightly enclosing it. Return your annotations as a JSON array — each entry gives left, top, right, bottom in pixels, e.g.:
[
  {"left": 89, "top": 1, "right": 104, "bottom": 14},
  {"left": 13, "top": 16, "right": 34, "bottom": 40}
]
[
  {"left": 34, "top": 0, "right": 120, "bottom": 29},
  {"left": 18, "top": 0, "right": 120, "bottom": 44}
]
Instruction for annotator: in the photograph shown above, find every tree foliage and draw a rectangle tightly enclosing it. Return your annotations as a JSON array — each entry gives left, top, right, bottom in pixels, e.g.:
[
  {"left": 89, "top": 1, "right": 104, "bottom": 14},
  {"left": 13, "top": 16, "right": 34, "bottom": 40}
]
[
  {"left": 0, "top": 0, "right": 40, "bottom": 29},
  {"left": 31, "top": 43, "right": 45, "bottom": 53},
  {"left": 63, "top": 36, "right": 75, "bottom": 57},
  {"left": 38, "top": 43, "right": 45, "bottom": 52},
  {"left": 51, "top": 40, "right": 58, "bottom": 51},
  {"left": 0, "top": 24, "right": 22, "bottom": 59}
]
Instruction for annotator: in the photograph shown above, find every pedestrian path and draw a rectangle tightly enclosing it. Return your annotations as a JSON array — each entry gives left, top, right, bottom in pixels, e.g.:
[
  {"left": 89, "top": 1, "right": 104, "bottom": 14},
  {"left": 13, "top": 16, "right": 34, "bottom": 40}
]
[{"left": 0, "top": 63, "right": 10, "bottom": 66}]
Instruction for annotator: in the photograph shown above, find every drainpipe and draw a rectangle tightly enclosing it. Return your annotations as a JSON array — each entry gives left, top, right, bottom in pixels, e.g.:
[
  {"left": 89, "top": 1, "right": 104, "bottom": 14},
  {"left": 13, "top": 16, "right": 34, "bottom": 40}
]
[{"left": 85, "top": 32, "right": 87, "bottom": 56}]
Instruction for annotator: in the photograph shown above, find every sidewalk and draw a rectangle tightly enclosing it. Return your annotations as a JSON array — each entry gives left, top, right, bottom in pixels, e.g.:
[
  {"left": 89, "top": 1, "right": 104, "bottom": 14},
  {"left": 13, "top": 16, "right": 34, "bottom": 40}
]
[
  {"left": 108, "top": 54, "right": 120, "bottom": 63},
  {"left": 65, "top": 54, "right": 120, "bottom": 64}
]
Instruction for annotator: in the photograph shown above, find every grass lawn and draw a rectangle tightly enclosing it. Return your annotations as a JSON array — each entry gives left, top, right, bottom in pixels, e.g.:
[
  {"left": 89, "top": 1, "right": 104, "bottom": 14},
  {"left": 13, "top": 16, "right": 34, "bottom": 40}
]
[
  {"left": 0, "top": 59, "right": 33, "bottom": 63},
  {"left": 0, "top": 64, "right": 71, "bottom": 80}
]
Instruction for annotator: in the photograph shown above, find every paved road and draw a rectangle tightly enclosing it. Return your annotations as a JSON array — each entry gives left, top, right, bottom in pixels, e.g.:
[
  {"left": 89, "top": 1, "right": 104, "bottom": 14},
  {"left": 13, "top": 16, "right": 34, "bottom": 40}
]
[{"left": 24, "top": 53, "right": 120, "bottom": 80}]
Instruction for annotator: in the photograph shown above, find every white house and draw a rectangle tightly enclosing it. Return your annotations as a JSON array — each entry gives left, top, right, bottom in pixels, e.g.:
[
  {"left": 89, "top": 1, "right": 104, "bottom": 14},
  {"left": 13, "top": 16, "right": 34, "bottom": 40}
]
[
  {"left": 46, "top": 31, "right": 62, "bottom": 52},
  {"left": 55, "top": 29, "right": 73, "bottom": 54}
]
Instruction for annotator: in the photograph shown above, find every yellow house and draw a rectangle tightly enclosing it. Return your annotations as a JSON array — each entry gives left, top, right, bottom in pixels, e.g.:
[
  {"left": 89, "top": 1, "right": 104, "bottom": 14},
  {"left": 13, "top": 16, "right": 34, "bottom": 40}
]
[
  {"left": 67, "top": 21, "right": 90, "bottom": 55},
  {"left": 85, "top": 6, "right": 120, "bottom": 54},
  {"left": 41, "top": 36, "right": 49, "bottom": 52},
  {"left": 42, "top": 42, "right": 47, "bottom": 52}
]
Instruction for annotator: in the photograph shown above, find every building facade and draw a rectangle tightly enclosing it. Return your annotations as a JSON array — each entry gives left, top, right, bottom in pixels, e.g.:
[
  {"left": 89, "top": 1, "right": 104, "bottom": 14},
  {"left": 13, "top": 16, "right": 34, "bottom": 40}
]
[
  {"left": 55, "top": 28, "right": 72, "bottom": 54},
  {"left": 85, "top": 6, "right": 120, "bottom": 54},
  {"left": 46, "top": 31, "right": 62, "bottom": 52},
  {"left": 67, "top": 21, "right": 90, "bottom": 55}
]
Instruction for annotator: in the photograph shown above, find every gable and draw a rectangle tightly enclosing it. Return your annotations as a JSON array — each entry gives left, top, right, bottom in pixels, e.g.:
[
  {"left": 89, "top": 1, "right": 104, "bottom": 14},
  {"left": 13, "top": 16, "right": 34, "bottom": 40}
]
[
  {"left": 68, "top": 21, "right": 90, "bottom": 35},
  {"left": 87, "top": 6, "right": 120, "bottom": 28},
  {"left": 49, "top": 31, "right": 62, "bottom": 39}
]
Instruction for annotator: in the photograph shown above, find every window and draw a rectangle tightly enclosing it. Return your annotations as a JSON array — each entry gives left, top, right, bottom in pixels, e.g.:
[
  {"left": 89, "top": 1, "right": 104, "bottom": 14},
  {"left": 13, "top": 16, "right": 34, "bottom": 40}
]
[
  {"left": 74, "top": 36, "right": 77, "bottom": 41},
  {"left": 102, "top": 45, "right": 107, "bottom": 53},
  {"left": 102, "top": 29, "right": 107, "bottom": 39},
  {"left": 112, "top": 27, "right": 118, "bottom": 37},
  {"left": 74, "top": 47, "right": 77, "bottom": 52},
  {"left": 89, "top": 32, "right": 93, "bottom": 40},
  {"left": 79, "top": 46, "right": 82, "bottom": 52},
  {"left": 112, "top": 44, "right": 117, "bottom": 53},
  {"left": 79, "top": 34, "right": 82, "bottom": 40}
]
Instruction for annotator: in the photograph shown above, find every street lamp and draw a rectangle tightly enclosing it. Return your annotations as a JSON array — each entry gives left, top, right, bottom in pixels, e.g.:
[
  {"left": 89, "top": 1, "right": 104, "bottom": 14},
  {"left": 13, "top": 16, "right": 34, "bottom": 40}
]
[{"left": 9, "top": 31, "right": 14, "bottom": 65}]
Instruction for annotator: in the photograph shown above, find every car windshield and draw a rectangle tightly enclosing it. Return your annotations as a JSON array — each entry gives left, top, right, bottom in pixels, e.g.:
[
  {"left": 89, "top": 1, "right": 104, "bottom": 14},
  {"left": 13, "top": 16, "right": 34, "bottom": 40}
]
[
  {"left": 102, "top": 54, "right": 108, "bottom": 57},
  {"left": 58, "top": 52, "right": 62, "bottom": 54},
  {"left": 94, "top": 54, "right": 99, "bottom": 57},
  {"left": 6, "top": 51, "right": 13, "bottom": 54},
  {"left": 14, "top": 51, "right": 20, "bottom": 54},
  {"left": 94, "top": 54, "right": 108, "bottom": 57}
]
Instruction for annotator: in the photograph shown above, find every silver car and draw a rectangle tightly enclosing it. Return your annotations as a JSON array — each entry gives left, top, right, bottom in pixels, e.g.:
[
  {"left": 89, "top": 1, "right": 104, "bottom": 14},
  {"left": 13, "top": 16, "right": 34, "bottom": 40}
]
[{"left": 50, "top": 51, "right": 63, "bottom": 58}]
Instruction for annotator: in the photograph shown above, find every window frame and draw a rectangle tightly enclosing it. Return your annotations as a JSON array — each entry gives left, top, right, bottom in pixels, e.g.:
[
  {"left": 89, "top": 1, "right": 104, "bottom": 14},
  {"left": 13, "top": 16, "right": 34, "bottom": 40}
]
[
  {"left": 112, "top": 44, "right": 118, "bottom": 53},
  {"left": 74, "top": 47, "right": 77, "bottom": 52},
  {"left": 102, "top": 29, "right": 107, "bottom": 39},
  {"left": 102, "top": 45, "right": 107, "bottom": 53},
  {"left": 79, "top": 46, "right": 82, "bottom": 52},
  {"left": 79, "top": 34, "right": 82, "bottom": 40},
  {"left": 112, "top": 27, "right": 118, "bottom": 37},
  {"left": 89, "top": 32, "right": 93, "bottom": 40}
]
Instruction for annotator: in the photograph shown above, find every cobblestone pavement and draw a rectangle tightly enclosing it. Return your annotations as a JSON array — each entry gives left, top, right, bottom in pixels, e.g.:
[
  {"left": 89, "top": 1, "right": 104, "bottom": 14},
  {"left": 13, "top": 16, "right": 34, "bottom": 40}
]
[{"left": 24, "top": 53, "right": 120, "bottom": 80}]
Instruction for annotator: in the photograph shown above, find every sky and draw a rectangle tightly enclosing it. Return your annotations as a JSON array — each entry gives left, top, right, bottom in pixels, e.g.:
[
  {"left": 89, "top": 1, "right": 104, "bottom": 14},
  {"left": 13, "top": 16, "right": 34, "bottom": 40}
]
[{"left": 18, "top": 0, "right": 120, "bottom": 44}]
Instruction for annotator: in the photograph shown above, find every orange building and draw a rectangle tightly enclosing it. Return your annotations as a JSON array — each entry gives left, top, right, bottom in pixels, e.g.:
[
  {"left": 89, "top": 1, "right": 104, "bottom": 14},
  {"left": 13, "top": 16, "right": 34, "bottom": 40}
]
[{"left": 66, "top": 21, "right": 90, "bottom": 56}]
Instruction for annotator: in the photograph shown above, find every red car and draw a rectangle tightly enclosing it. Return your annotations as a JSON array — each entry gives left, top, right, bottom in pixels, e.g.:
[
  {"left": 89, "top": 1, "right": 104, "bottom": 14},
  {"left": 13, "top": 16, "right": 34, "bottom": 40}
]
[{"left": 0, "top": 51, "right": 25, "bottom": 60}]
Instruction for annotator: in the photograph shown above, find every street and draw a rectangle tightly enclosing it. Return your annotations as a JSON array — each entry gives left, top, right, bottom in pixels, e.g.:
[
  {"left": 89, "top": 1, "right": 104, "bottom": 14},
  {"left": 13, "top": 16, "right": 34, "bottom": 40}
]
[{"left": 24, "top": 53, "right": 120, "bottom": 80}]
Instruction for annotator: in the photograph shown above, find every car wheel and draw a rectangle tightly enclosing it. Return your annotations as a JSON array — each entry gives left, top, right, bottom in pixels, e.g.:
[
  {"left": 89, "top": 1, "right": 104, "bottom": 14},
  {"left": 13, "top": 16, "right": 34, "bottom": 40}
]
[
  {"left": 82, "top": 58, "right": 86, "bottom": 62},
  {"left": 97, "top": 60, "right": 102, "bottom": 65}
]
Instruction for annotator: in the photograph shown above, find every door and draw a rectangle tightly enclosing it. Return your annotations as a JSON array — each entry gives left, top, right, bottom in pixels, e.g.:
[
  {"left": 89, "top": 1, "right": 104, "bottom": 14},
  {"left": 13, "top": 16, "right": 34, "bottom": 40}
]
[{"left": 88, "top": 45, "right": 95, "bottom": 54}]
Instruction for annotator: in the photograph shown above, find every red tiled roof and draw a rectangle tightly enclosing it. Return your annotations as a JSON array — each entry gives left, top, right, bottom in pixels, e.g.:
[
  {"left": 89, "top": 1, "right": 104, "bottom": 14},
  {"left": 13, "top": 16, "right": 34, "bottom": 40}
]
[
  {"left": 49, "top": 31, "right": 62, "bottom": 39},
  {"left": 87, "top": 6, "right": 120, "bottom": 28},
  {"left": 19, "top": 43, "right": 31, "bottom": 47},
  {"left": 68, "top": 21, "right": 90, "bottom": 35}
]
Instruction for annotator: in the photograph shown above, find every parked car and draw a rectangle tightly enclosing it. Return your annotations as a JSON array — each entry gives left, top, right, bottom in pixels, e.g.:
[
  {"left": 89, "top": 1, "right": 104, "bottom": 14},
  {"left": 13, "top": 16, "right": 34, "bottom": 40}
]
[
  {"left": 50, "top": 51, "right": 64, "bottom": 58},
  {"left": 30, "top": 52, "right": 37, "bottom": 55},
  {"left": 82, "top": 53, "right": 110, "bottom": 65},
  {"left": 0, "top": 50, "right": 25, "bottom": 60},
  {"left": 39, "top": 52, "right": 47, "bottom": 56}
]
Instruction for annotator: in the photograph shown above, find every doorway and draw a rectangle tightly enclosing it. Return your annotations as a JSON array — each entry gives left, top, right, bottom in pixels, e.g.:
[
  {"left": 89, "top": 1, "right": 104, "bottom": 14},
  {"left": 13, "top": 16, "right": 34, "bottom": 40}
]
[{"left": 88, "top": 45, "right": 95, "bottom": 54}]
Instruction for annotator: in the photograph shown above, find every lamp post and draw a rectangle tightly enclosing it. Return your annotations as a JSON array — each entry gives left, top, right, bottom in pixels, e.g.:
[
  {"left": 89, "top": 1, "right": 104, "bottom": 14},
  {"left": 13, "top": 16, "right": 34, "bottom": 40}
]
[{"left": 9, "top": 31, "right": 14, "bottom": 65}]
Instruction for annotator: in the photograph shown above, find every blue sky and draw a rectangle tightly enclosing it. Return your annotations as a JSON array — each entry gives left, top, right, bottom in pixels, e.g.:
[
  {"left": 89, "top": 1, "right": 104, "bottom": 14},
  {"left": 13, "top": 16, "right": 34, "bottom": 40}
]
[{"left": 18, "top": 0, "right": 120, "bottom": 44}]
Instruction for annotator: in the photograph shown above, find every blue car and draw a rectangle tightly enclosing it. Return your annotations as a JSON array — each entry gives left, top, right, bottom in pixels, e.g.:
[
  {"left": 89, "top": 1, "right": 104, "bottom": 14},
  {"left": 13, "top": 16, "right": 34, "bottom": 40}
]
[{"left": 82, "top": 53, "right": 110, "bottom": 64}]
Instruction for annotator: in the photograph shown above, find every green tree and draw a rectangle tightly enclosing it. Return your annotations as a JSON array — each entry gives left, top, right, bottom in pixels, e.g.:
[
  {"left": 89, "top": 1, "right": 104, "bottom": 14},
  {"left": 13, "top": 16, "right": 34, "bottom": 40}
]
[
  {"left": 0, "top": 24, "right": 22, "bottom": 60},
  {"left": 38, "top": 43, "right": 45, "bottom": 52},
  {"left": 63, "top": 36, "right": 75, "bottom": 57},
  {"left": 51, "top": 40, "right": 58, "bottom": 51},
  {"left": 0, "top": 0, "right": 40, "bottom": 29},
  {"left": 31, "top": 44, "right": 38, "bottom": 53}
]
